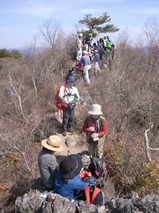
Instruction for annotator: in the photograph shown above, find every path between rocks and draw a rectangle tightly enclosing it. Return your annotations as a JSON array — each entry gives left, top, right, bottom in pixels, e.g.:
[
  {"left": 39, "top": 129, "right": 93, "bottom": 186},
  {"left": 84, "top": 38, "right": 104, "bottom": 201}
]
[
  {"left": 55, "top": 131, "right": 88, "bottom": 157},
  {"left": 54, "top": 115, "right": 88, "bottom": 157}
]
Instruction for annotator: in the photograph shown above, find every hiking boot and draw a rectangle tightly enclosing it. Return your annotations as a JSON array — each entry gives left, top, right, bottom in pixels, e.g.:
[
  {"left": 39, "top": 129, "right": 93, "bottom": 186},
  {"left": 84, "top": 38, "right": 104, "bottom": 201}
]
[
  {"left": 67, "top": 127, "right": 74, "bottom": 133},
  {"left": 62, "top": 131, "right": 66, "bottom": 136}
]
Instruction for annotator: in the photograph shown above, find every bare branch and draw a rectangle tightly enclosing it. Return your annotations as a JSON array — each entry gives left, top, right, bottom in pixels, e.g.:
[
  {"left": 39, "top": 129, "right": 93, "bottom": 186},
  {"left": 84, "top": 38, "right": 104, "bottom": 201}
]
[
  {"left": 144, "top": 124, "right": 159, "bottom": 162},
  {"left": 8, "top": 69, "right": 29, "bottom": 124}
]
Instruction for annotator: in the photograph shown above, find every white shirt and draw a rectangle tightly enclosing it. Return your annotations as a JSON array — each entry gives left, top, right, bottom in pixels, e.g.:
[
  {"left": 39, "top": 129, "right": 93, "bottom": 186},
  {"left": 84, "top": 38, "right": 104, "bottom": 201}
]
[{"left": 58, "top": 85, "right": 80, "bottom": 104}]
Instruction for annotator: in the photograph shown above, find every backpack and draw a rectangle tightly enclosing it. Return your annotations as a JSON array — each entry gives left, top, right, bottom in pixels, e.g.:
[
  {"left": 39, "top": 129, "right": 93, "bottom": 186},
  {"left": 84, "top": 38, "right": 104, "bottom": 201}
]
[
  {"left": 75, "top": 185, "right": 105, "bottom": 206},
  {"left": 54, "top": 86, "right": 67, "bottom": 109},
  {"left": 88, "top": 157, "right": 108, "bottom": 188},
  {"left": 84, "top": 185, "right": 105, "bottom": 206}
]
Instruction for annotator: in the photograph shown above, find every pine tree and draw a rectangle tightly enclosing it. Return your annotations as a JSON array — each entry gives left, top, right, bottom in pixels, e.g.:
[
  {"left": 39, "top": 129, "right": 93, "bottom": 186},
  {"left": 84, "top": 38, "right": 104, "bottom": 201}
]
[{"left": 79, "top": 13, "right": 119, "bottom": 37}]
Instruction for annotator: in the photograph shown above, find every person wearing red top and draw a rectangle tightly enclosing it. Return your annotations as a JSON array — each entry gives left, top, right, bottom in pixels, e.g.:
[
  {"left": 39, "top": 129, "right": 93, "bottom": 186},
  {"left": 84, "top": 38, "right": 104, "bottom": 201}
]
[{"left": 82, "top": 104, "right": 108, "bottom": 158}]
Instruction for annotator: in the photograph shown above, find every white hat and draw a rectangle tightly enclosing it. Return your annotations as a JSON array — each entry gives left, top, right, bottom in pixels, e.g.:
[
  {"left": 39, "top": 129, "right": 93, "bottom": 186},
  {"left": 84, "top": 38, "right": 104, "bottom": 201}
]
[
  {"left": 41, "top": 135, "right": 63, "bottom": 152},
  {"left": 83, "top": 50, "right": 88, "bottom": 55},
  {"left": 88, "top": 104, "right": 103, "bottom": 115},
  {"left": 78, "top": 33, "right": 83, "bottom": 37},
  {"left": 94, "top": 50, "right": 98, "bottom": 53}
]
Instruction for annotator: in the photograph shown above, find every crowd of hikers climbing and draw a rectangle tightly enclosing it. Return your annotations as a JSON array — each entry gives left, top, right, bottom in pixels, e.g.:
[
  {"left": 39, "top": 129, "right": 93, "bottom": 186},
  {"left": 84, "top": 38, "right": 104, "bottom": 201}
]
[
  {"left": 34, "top": 32, "right": 112, "bottom": 206},
  {"left": 76, "top": 32, "right": 115, "bottom": 84}
]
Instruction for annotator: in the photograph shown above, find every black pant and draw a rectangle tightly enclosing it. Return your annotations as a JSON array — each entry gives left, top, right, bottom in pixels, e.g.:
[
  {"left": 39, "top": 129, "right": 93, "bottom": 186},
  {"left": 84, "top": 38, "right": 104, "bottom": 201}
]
[{"left": 62, "top": 106, "right": 75, "bottom": 131}]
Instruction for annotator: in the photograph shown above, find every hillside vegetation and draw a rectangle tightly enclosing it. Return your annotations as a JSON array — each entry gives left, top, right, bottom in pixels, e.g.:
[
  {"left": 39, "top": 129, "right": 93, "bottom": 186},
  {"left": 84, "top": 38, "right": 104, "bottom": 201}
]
[{"left": 0, "top": 17, "right": 159, "bottom": 212}]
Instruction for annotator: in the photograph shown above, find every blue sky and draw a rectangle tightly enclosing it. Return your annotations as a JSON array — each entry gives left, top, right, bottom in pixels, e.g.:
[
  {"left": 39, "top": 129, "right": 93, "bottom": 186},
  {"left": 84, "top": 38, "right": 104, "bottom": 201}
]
[{"left": 0, "top": 0, "right": 159, "bottom": 49}]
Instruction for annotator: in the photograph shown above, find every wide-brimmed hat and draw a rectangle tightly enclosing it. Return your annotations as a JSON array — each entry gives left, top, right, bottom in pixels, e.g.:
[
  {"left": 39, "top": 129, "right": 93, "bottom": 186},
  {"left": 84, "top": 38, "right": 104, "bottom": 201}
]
[
  {"left": 60, "top": 154, "right": 83, "bottom": 179},
  {"left": 88, "top": 104, "right": 103, "bottom": 115},
  {"left": 41, "top": 135, "right": 63, "bottom": 152}
]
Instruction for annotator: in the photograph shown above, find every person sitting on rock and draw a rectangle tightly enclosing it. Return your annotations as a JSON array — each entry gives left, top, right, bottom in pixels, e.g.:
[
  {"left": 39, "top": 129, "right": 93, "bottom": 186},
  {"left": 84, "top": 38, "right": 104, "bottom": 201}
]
[
  {"left": 54, "top": 154, "right": 94, "bottom": 203},
  {"left": 38, "top": 135, "right": 63, "bottom": 191}
]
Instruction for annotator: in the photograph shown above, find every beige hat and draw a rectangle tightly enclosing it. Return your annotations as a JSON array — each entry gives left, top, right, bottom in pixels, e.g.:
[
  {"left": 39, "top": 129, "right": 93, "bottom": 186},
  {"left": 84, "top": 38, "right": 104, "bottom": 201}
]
[
  {"left": 88, "top": 104, "right": 103, "bottom": 115},
  {"left": 41, "top": 135, "right": 63, "bottom": 152},
  {"left": 88, "top": 33, "right": 92, "bottom": 36}
]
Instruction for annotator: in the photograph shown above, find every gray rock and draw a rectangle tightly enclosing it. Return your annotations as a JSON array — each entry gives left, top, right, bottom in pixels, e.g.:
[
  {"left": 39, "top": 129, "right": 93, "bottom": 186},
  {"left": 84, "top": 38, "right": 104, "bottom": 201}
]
[
  {"left": 15, "top": 193, "right": 44, "bottom": 213},
  {"left": 15, "top": 192, "right": 159, "bottom": 213}
]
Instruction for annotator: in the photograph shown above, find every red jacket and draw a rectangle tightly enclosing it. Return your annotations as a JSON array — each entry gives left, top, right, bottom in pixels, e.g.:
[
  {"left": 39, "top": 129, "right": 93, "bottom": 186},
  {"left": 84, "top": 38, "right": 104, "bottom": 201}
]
[{"left": 82, "top": 116, "right": 108, "bottom": 137}]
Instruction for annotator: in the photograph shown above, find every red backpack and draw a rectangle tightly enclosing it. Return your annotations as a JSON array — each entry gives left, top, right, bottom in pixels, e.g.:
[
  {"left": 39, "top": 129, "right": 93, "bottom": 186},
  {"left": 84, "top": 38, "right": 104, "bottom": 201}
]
[
  {"left": 54, "top": 86, "right": 67, "bottom": 109},
  {"left": 84, "top": 185, "right": 105, "bottom": 206}
]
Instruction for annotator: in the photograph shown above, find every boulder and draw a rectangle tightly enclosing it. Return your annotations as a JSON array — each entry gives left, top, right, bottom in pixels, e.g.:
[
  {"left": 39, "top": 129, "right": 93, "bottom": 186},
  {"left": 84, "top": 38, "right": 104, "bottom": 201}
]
[{"left": 15, "top": 192, "right": 159, "bottom": 213}]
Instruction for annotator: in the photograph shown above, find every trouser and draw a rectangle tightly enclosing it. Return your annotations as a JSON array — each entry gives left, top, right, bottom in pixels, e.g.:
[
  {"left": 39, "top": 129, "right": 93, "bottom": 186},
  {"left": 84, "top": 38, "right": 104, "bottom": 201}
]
[
  {"left": 76, "top": 48, "right": 82, "bottom": 61},
  {"left": 106, "top": 50, "right": 113, "bottom": 65},
  {"left": 99, "top": 50, "right": 105, "bottom": 61},
  {"left": 84, "top": 44, "right": 91, "bottom": 53},
  {"left": 83, "top": 65, "right": 91, "bottom": 85},
  {"left": 88, "top": 139, "right": 105, "bottom": 159},
  {"left": 62, "top": 106, "right": 75, "bottom": 131},
  {"left": 94, "top": 62, "right": 101, "bottom": 75}
]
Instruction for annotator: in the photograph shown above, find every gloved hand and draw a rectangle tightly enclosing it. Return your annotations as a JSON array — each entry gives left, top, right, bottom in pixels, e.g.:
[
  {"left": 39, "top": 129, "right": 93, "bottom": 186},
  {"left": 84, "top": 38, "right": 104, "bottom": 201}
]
[{"left": 80, "top": 171, "right": 92, "bottom": 179}]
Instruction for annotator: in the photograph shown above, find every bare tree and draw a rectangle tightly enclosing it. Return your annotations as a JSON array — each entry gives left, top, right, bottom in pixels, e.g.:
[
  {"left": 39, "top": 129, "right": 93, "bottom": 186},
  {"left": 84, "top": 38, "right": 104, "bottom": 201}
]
[{"left": 144, "top": 125, "right": 159, "bottom": 162}]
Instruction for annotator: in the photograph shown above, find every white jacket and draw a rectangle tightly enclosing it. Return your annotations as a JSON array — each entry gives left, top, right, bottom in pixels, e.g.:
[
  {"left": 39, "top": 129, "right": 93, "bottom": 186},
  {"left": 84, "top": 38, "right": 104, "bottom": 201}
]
[
  {"left": 76, "top": 37, "right": 83, "bottom": 49},
  {"left": 58, "top": 85, "right": 80, "bottom": 104}
]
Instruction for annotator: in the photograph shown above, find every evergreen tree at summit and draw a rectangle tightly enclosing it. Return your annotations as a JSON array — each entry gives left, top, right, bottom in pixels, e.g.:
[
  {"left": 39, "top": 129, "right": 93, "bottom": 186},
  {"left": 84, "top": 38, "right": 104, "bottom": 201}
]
[{"left": 79, "top": 12, "right": 119, "bottom": 37}]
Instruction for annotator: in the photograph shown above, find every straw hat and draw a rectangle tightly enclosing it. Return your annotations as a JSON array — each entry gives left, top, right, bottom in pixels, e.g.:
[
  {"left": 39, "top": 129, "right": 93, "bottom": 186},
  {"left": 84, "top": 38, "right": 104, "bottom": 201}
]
[
  {"left": 41, "top": 135, "right": 63, "bottom": 152},
  {"left": 88, "top": 104, "right": 103, "bottom": 115},
  {"left": 60, "top": 154, "right": 83, "bottom": 179}
]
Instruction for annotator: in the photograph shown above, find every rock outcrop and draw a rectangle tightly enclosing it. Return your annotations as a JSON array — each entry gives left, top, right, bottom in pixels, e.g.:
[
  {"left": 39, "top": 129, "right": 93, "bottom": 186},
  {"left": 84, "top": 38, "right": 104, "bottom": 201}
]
[{"left": 15, "top": 192, "right": 159, "bottom": 213}]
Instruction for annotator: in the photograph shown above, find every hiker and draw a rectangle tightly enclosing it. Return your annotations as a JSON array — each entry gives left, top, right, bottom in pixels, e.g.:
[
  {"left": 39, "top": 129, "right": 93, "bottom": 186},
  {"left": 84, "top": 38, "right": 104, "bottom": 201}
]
[
  {"left": 79, "top": 50, "right": 91, "bottom": 86},
  {"left": 65, "top": 67, "right": 76, "bottom": 82},
  {"left": 98, "top": 37, "right": 105, "bottom": 61},
  {"left": 83, "top": 33, "right": 93, "bottom": 53},
  {"left": 76, "top": 32, "right": 83, "bottom": 61},
  {"left": 58, "top": 75, "right": 80, "bottom": 136},
  {"left": 82, "top": 104, "right": 108, "bottom": 158},
  {"left": 93, "top": 50, "right": 102, "bottom": 76},
  {"left": 104, "top": 36, "right": 114, "bottom": 69},
  {"left": 38, "top": 135, "right": 63, "bottom": 191},
  {"left": 54, "top": 154, "right": 94, "bottom": 204},
  {"left": 105, "top": 35, "right": 113, "bottom": 47},
  {"left": 91, "top": 42, "right": 98, "bottom": 54}
]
